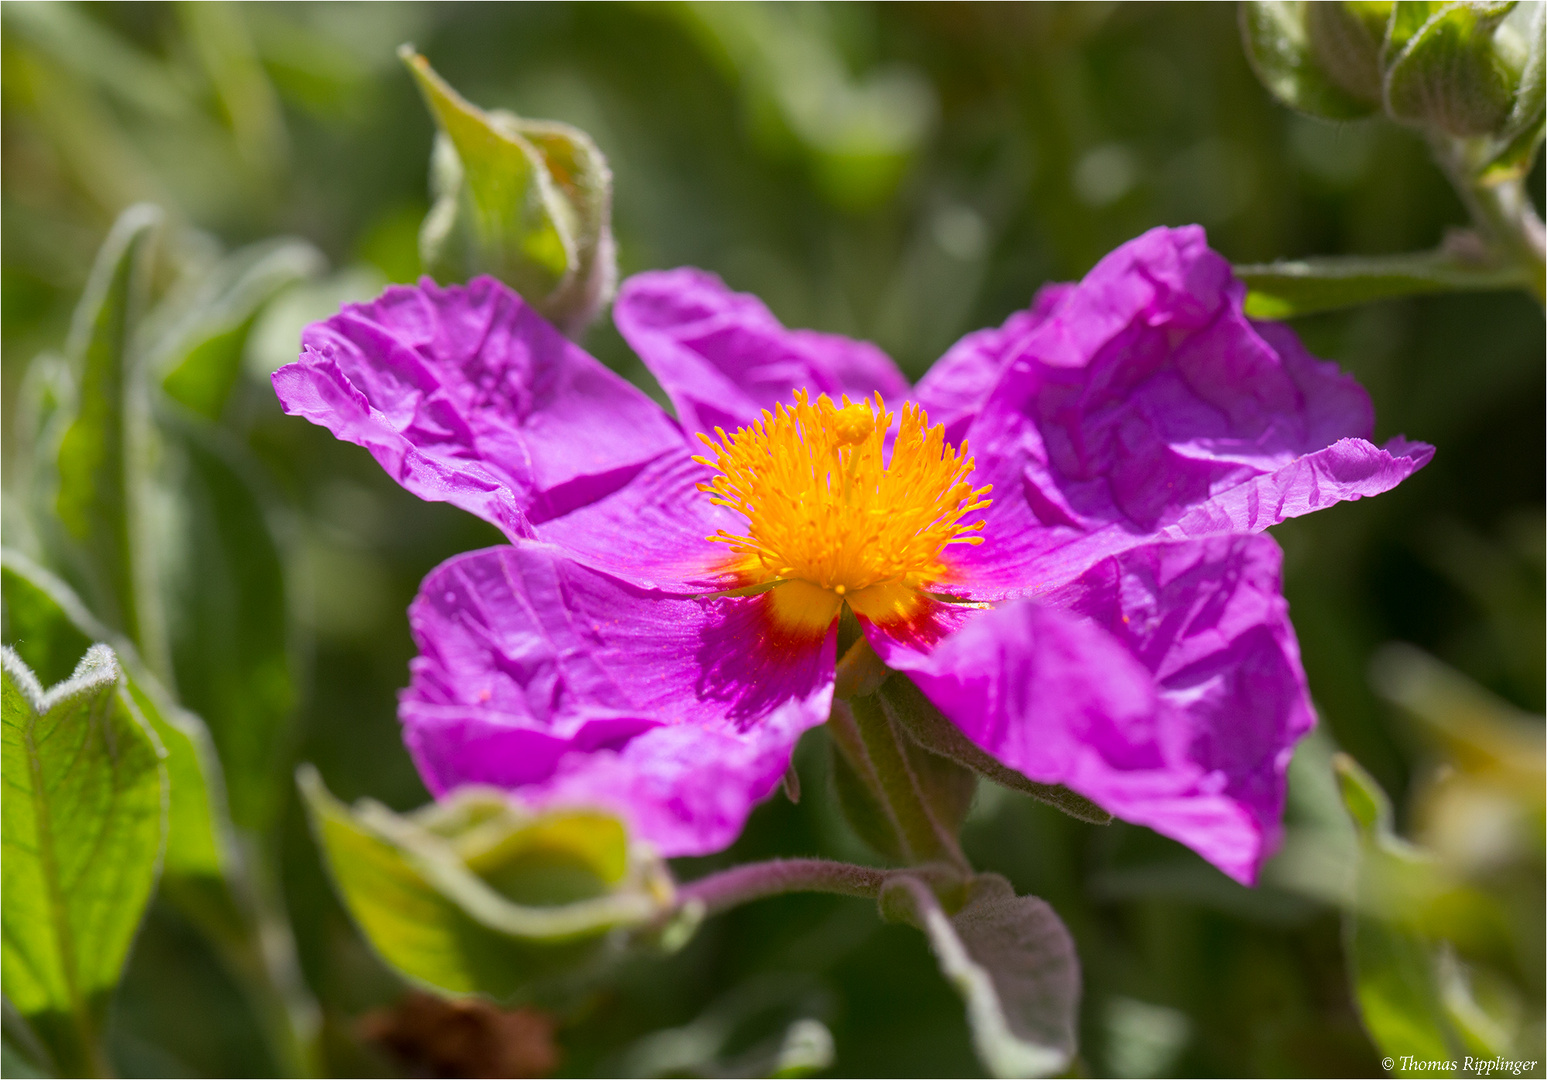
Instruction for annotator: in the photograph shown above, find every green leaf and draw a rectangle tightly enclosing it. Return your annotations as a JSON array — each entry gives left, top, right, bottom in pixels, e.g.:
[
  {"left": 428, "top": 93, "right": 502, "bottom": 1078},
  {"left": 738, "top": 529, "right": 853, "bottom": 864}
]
[
  {"left": 1385, "top": 1, "right": 1450, "bottom": 54},
  {"left": 1383, "top": 1, "right": 1519, "bottom": 136},
  {"left": 299, "top": 766, "right": 676, "bottom": 1000},
  {"left": 2, "top": 550, "right": 320, "bottom": 1074},
  {"left": 1235, "top": 246, "right": 1531, "bottom": 317},
  {"left": 1344, "top": 912, "right": 1463, "bottom": 1072},
  {"left": 1481, "top": 1, "right": 1545, "bottom": 181},
  {"left": 2, "top": 549, "right": 226, "bottom": 885},
  {"left": 881, "top": 874, "right": 1079, "bottom": 1079},
  {"left": 1332, "top": 753, "right": 1475, "bottom": 1071},
  {"left": 2, "top": 644, "right": 166, "bottom": 1078},
  {"left": 155, "top": 409, "right": 295, "bottom": 832},
  {"left": 155, "top": 238, "right": 324, "bottom": 420},
  {"left": 401, "top": 48, "right": 616, "bottom": 338},
  {"left": 878, "top": 674, "right": 1113, "bottom": 826},
  {"left": 0, "top": 2, "right": 194, "bottom": 122},
  {"left": 45, "top": 204, "right": 164, "bottom": 666},
  {"left": 1333, "top": 750, "right": 1394, "bottom": 836},
  {"left": 1239, "top": 2, "right": 1379, "bottom": 120}
]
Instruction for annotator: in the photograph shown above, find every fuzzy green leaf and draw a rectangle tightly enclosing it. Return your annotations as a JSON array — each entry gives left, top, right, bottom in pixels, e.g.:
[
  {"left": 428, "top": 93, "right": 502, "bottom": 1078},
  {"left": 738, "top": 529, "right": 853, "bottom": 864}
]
[
  {"left": 1332, "top": 753, "right": 1473, "bottom": 1071},
  {"left": 2, "top": 549, "right": 226, "bottom": 886},
  {"left": 46, "top": 204, "right": 162, "bottom": 657},
  {"left": 155, "top": 409, "right": 295, "bottom": 832},
  {"left": 2, "top": 645, "right": 165, "bottom": 1077},
  {"left": 299, "top": 766, "right": 675, "bottom": 1000},
  {"left": 881, "top": 874, "right": 1079, "bottom": 1079}
]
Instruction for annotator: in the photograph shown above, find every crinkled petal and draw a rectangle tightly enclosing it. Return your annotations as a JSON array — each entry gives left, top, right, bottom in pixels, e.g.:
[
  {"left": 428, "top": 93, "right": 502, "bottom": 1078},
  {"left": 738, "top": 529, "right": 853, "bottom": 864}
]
[
  {"left": 865, "top": 535, "right": 1313, "bottom": 884},
  {"left": 273, "top": 276, "right": 685, "bottom": 540},
  {"left": 402, "top": 543, "right": 835, "bottom": 855},
  {"left": 943, "top": 225, "right": 1431, "bottom": 598},
  {"left": 615, "top": 268, "right": 910, "bottom": 435},
  {"left": 913, "top": 282, "right": 1072, "bottom": 445}
]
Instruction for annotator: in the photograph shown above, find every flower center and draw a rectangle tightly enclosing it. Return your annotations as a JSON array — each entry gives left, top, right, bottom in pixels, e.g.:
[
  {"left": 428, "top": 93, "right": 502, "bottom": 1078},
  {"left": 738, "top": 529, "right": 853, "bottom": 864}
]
[{"left": 693, "top": 390, "right": 991, "bottom": 635}]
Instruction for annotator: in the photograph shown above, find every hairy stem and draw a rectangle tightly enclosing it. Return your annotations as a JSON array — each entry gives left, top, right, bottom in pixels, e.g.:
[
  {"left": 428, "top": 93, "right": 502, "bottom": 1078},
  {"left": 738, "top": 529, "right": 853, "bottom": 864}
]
[
  {"left": 848, "top": 693, "right": 973, "bottom": 871},
  {"left": 1432, "top": 134, "right": 1546, "bottom": 305},
  {"left": 678, "top": 859, "right": 887, "bottom": 917}
]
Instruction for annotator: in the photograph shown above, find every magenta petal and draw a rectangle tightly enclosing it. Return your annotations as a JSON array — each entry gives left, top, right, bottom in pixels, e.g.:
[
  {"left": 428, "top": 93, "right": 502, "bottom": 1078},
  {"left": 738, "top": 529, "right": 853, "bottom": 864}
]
[
  {"left": 615, "top": 268, "right": 910, "bottom": 435},
  {"left": 868, "top": 536, "right": 1313, "bottom": 885},
  {"left": 913, "top": 282, "right": 1073, "bottom": 445},
  {"left": 533, "top": 447, "right": 739, "bottom": 591},
  {"left": 272, "top": 277, "right": 685, "bottom": 540},
  {"left": 944, "top": 225, "right": 1432, "bottom": 598},
  {"left": 402, "top": 543, "right": 835, "bottom": 855},
  {"left": 525, "top": 700, "right": 823, "bottom": 857}
]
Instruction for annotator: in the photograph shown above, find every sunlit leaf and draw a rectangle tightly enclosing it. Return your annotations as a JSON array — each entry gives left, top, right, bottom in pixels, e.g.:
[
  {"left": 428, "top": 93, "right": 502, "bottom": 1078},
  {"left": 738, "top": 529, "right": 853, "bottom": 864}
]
[
  {"left": 2, "top": 549, "right": 224, "bottom": 883},
  {"left": 0, "top": 552, "right": 319, "bottom": 1075},
  {"left": 881, "top": 873, "right": 1079, "bottom": 1079},
  {"left": 44, "top": 204, "right": 164, "bottom": 666},
  {"left": 1, "top": 644, "right": 165, "bottom": 1078},
  {"left": 299, "top": 766, "right": 675, "bottom": 1000}
]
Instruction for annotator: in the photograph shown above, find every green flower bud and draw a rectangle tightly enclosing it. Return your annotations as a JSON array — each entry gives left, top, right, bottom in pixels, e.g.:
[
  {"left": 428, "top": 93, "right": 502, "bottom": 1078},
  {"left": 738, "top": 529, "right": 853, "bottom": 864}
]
[
  {"left": 1382, "top": 1, "right": 1522, "bottom": 137},
  {"left": 401, "top": 48, "right": 616, "bottom": 339},
  {"left": 1480, "top": 1, "right": 1545, "bottom": 180},
  {"left": 1307, "top": 2, "right": 1395, "bottom": 105},
  {"left": 1240, "top": 1, "right": 1382, "bottom": 120},
  {"left": 1244, "top": 1, "right": 1545, "bottom": 183}
]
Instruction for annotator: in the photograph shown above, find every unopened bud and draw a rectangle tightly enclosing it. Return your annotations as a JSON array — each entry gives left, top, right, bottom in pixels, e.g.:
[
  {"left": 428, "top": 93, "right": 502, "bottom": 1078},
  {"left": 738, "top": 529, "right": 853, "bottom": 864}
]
[
  {"left": 1306, "top": 1, "right": 1392, "bottom": 106},
  {"left": 401, "top": 47, "right": 617, "bottom": 339},
  {"left": 1382, "top": 1, "right": 1520, "bottom": 137}
]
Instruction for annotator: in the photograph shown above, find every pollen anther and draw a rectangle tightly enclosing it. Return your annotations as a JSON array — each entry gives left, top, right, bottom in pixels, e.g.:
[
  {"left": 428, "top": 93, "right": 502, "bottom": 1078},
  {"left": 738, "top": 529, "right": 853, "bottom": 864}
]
[{"left": 694, "top": 389, "right": 991, "bottom": 629}]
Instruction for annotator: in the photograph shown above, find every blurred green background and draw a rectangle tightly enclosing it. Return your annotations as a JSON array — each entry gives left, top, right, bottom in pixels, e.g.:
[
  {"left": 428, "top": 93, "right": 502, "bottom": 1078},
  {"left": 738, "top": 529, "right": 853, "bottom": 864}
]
[{"left": 2, "top": 2, "right": 1542, "bottom": 1076}]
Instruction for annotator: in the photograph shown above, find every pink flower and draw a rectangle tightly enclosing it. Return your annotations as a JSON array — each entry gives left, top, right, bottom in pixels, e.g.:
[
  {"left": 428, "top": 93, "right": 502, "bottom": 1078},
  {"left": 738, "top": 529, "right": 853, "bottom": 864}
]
[{"left": 274, "top": 226, "right": 1431, "bottom": 884}]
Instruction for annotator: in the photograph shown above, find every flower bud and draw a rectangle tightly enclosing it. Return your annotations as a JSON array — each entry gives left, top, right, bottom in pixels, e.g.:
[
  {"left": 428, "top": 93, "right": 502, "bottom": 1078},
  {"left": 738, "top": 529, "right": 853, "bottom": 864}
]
[
  {"left": 401, "top": 48, "right": 617, "bottom": 339},
  {"left": 1382, "top": 1, "right": 1521, "bottom": 137},
  {"left": 1306, "top": 1, "right": 1393, "bottom": 105},
  {"left": 1243, "top": 1, "right": 1546, "bottom": 182}
]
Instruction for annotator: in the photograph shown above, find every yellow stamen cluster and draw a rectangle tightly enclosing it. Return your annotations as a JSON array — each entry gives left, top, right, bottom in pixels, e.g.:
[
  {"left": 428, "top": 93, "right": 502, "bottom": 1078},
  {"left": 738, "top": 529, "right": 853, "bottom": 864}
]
[{"left": 692, "top": 390, "right": 991, "bottom": 634}]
